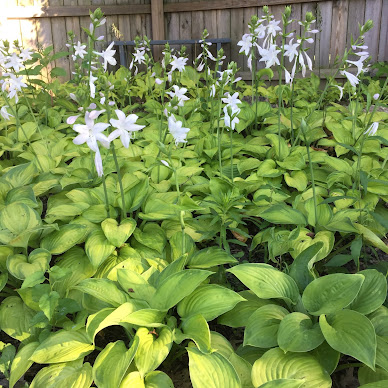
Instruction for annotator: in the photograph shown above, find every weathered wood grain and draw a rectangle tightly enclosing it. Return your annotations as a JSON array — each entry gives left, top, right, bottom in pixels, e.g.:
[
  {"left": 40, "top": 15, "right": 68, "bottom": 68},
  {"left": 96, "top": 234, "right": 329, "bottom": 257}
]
[
  {"left": 364, "top": 0, "right": 382, "bottom": 61},
  {"left": 329, "top": 0, "right": 348, "bottom": 66}
]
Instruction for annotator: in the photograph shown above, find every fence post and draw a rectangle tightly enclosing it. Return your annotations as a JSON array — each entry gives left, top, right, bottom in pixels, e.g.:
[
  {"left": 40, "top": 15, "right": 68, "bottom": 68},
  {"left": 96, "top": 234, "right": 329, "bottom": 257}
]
[{"left": 151, "top": 0, "right": 165, "bottom": 60}]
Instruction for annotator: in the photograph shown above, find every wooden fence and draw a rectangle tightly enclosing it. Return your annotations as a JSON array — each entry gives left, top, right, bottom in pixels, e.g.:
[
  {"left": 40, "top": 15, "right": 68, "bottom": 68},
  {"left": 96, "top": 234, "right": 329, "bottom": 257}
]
[{"left": 2, "top": 0, "right": 388, "bottom": 80}]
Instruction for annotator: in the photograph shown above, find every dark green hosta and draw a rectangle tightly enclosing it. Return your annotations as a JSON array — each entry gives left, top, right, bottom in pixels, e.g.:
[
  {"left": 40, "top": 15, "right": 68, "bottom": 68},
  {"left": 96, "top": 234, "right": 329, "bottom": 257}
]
[{"left": 223, "top": 262, "right": 388, "bottom": 387}]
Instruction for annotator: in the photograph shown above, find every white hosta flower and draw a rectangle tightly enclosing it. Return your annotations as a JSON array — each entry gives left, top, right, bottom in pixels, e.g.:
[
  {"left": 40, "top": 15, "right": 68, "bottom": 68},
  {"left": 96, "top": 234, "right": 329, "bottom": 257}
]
[
  {"left": 340, "top": 70, "right": 360, "bottom": 88},
  {"left": 74, "top": 41, "right": 87, "bottom": 59},
  {"left": 72, "top": 110, "right": 110, "bottom": 176},
  {"left": 97, "top": 35, "right": 104, "bottom": 41},
  {"left": 66, "top": 114, "right": 81, "bottom": 125},
  {"left": 223, "top": 105, "right": 240, "bottom": 131},
  {"left": 108, "top": 109, "right": 145, "bottom": 148},
  {"left": 210, "top": 84, "right": 216, "bottom": 98},
  {"left": 284, "top": 39, "right": 300, "bottom": 63},
  {"left": 334, "top": 85, "right": 344, "bottom": 100},
  {"left": 305, "top": 38, "right": 314, "bottom": 44},
  {"left": 96, "top": 42, "right": 117, "bottom": 71},
  {"left": 90, "top": 73, "right": 97, "bottom": 98},
  {"left": 267, "top": 20, "right": 281, "bottom": 37},
  {"left": 4, "top": 53, "right": 24, "bottom": 72},
  {"left": 133, "top": 49, "right": 146, "bottom": 64},
  {"left": 254, "top": 24, "right": 267, "bottom": 39},
  {"left": 222, "top": 92, "right": 241, "bottom": 110},
  {"left": 304, "top": 51, "right": 313, "bottom": 72},
  {"left": 155, "top": 78, "right": 163, "bottom": 85},
  {"left": 247, "top": 54, "right": 252, "bottom": 71},
  {"left": 168, "top": 114, "right": 190, "bottom": 146},
  {"left": 196, "top": 61, "right": 205, "bottom": 72},
  {"left": 2, "top": 73, "right": 27, "bottom": 103},
  {"left": 20, "top": 48, "right": 33, "bottom": 62},
  {"left": 237, "top": 34, "right": 253, "bottom": 56},
  {"left": 167, "top": 85, "right": 190, "bottom": 107},
  {"left": 373, "top": 93, "right": 380, "bottom": 100},
  {"left": 0, "top": 106, "right": 13, "bottom": 121},
  {"left": 170, "top": 55, "right": 188, "bottom": 72},
  {"left": 299, "top": 53, "right": 306, "bottom": 77},
  {"left": 284, "top": 69, "right": 292, "bottom": 85},
  {"left": 161, "top": 160, "right": 170, "bottom": 167},
  {"left": 258, "top": 44, "right": 281, "bottom": 68},
  {"left": 365, "top": 122, "right": 379, "bottom": 136},
  {"left": 346, "top": 55, "right": 368, "bottom": 76}
]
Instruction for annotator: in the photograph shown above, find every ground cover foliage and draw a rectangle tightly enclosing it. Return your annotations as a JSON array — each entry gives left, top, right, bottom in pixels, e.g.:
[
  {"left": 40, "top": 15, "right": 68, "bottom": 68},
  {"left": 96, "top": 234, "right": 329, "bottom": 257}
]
[{"left": 0, "top": 6, "right": 387, "bottom": 388}]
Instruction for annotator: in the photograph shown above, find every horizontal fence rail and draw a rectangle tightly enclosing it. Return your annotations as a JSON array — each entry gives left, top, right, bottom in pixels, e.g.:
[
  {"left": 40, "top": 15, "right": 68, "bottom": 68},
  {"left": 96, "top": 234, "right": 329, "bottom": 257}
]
[{"left": 2, "top": 0, "right": 387, "bottom": 81}]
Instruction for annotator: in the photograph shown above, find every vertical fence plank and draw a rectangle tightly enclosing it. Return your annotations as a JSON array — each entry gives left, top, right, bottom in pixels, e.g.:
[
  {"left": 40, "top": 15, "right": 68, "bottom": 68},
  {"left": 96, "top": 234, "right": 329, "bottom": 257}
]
[
  {"left": 5, "top": 0, "right": 23, "bottom": 46},
  {"left": 91, "top": 0, "right": 106, "bottom": 53},
  {"left": 217, "top": 9, "right": 231, "bottom": 66},
  {"left": 191, "top": 7, "right": 204, "bottom": 64},
  {"left": 316, "top": 1, "right": 332, "bottom": 67},
  {"left": 330, "top": 0, "right": 349, "bottom": 65},
  {"left": 230, "top": 7, "right": 244, "bottom": 71},
  {"left": 19, "top": 0, "right": 38, "bottom": 49},
  {"left": 179, "top": 0, "right": 192, "bottom": 62},
  {"left": 165, "top": 0, "right": 179, "bottom": 52},
  {"left": 302, "top": 2, "right": 317, "bottom": 67},
  {"left": 364, "top": 0, "right": 382, "bottom": 61},
  {"left": 346, "top": 0, "right": 365, "bottom": 49},
  {"left": 105, "top": 0, "right": 118, "bottom": 43},
  {"left": 49, "top": 0, "right": 70, "bottom": 80},
  {"left": 378, "top": 0, "right": 388, "bottom": 61}
]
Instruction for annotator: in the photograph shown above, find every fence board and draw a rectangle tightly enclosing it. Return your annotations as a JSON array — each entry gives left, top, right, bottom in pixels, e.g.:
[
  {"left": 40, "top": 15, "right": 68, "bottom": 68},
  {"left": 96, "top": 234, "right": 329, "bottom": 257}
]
[
  {"left": 301, "top": 2, "right": 316, "bottom": 66},
  {"left": 346, "top": 0, "right": 365, "bottom": 50},
  {"left": 217, "top": 9, "right": 231, "bottom": 68},
  {"left": 329, "top": 0, "right": 348, "bottom": 65},
  {"left": 316, "top": 1, "right": 332, "bottom": 67},
  {"left": 19, "top": 0, "right": 38, "bottom": 49},
  {"left": 179, "top": 0, "right": 193, "bottom": 62},
  {"left": 364, "top": 0, "right": 382, "bottom": 61},
  {"left": 230, "top": 7, "right": 244, "bottom": 71},
  {"left": 378, "top": 0, "right": 388, "bottom": 61}
]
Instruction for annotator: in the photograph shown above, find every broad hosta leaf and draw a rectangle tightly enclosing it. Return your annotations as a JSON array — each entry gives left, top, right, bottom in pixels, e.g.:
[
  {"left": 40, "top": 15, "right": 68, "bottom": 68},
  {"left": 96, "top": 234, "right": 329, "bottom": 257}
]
[
  {"left": 251, "top": 348, "right": 332, "bottom": 388},
  {"left": 85, "top": 230, "right": 116, "bottom": 268},
  {"left": 0, "top": 296, "right": 37, "bottom": 341},
  {"left": 358, "top": 366, "right": 388, "bottom": 386},
  {"left": 258, "top": 380, "right": 304, "bottom": 388},
  {"left": 244, "top": 304, "right": 289, "bottom": 348},
  {"left": 359, "top": 381, "right": 388, "bottom": 388},
  {"left": 260, "top": 204, "right": 307, "bottom": 225},
  {"left": 101, "top": 218, "right": 137, "bottom": 248},
  {"left": 30, "top": 329, "right": 94, "bottom": 364},
  {"left": 2, "top": 162, "right": 37, "bottom": 188},
  {"left": 319, "top": 310, "right": 376, "bottom": 370},
  {"left": 133, "top": 223, "right": 167, "bottom": 254},
  {"left": 144, "top": 371, "right": 174, "bottom": 388},
  {"left": 93, "top": 338, "right": 139, "bottom": 388},
  {"left": 30, "top": 360, "right": 92, "bottom": 388},
  {"left": 228, "top": 263, "right": 299, "bottom": 305},
  {"left": 376, "top": 335, "right": 388, "bottom": 373},
  {"left": 117, "top": 269, "right": 156, "bottom": 303},
  {"left": 7, "top": 248, "right": 51, "bottom": 280},
  {"left": 187, "top": 347, "right": 241, "bottom": 388},
  {"left": 187, "top": 246, "right": 238, "bottom": 268},
  {"left": 150, "top": 269, "right": 212, "bottom": 311},
  {"left": 41, "top": 224, "right": 88, "bottom": 255},
  {"left": 119, "top": 371, "right": 145, "bottom": 387},
  {"left": 354, "top": 224, "right": 388, "bottom": 254},
  {"left": 277, "top": 312, "right": 324, "bottom": 352},
  {"left": 174, "top": 314, "right": 212, "bottom": 353},
  {"left": 73, "top": 278, "right": 131, "bottom": 307},
  {"left": 302, "top": 273, "right": 364, "bottom": 315},
  {"left": 310, "top": 341, "right": 340, "bottom": 375},
  {"left": 349, "top": 269, "right": 387, "bottom": 315},
  {"left": 177, "top": 284, "right": 245, "bottom": 321},
  {"left": 134, "top": 327, "right": 173, "bottom": 376},
  {"left": 9, "top": 342, "right": 39, "bottom": 388},
  {"left": 218, "top": 291, "right": 272, "bottom": 328}
]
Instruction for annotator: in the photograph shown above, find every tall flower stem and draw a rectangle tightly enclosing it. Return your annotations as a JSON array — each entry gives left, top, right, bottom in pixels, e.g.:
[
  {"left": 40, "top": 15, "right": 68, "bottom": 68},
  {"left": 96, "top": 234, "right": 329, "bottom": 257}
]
[
  {"left": 301, "top": 119, "right": 318, "bottom": 227},
  {"left": 230, "top": 129, "right": 234, "bottom": 182},
  {"left": 216, "top": 85, "right": 225, "bottom": 178},
  {"left": 101, "top": 173, "right": 111, "bottom": 218},
  {"left": 106, "top": 104, "right": 127, "bottom": 219}
]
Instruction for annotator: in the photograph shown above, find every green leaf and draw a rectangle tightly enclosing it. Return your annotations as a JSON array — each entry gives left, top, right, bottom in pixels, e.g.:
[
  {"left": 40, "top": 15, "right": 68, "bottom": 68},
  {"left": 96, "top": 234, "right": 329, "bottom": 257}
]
[
  {"left": 359, "top": 381, "right": 388, "bottom": 388},
  {"left": 354, "top": 224, "right": 388, "bottom": 254},
  {"left": 188, "top": 246, "right": 238, "bottom": 268},
  {"left": 218, "top": 291, "right": 272, "bottom": 328},
  {"left": 0, "top": 296, "right": 37, "bottom": 341},
  {"left": 73, "top": 278, "right": 131, "bottom": 307},
  {"left": 151, "top": 269, "right": 212, "bottom": 311},
  {"left": 260, "top": 204, "right": 307, "bottom": 225},
  {"left": 358, "top": 366, "right": 388, "bottom": 386},
  {"left": 134, "top": 327, "right": 173, "bottom": 376},
  {"left": 30, "top": 360, "right": 93, "bottom": 388},
  {"left": 133, "top": 223, "right": 166, "bottom": 254},
  {"left": 187, "top": 347, "right": 241, "bottom": 388},
  {"left": 93, "top": 338, "right": 139, "bottom": 388},
  {"left": 319, "top": 310, "right": 376, "bottom": 370},
  {"left": 85, "top": 230, "right": 116, "bottom": 268},
  {"left": 302, "top": 273, "right": 364, "bottom": 315},
  {"left": 9, "top": 342, "right": 39, "bottom": 388},
  {"left": 349, "top": 269, "right": 387, "bottom": 315},
  {"left": 289, "top": 243, "right": 323, "bottom": 291},
  {"left": 30, "top": 330, "right": 94, "bottom": 364},
  {"left": 284, "top": 171, "right": 308, "bottom": 192},
  {"left": 2, "top": 162, "right": 37, "bottom": 188},
  {"left": 50, "top": 67, "right": 67, "bottom": 78},
  {"left": 41, "top": 224, "right": 88, "bottom": 255},
  {"left": 266, "top": 134, "right": 290, "bottom": 160},
  {"left": 144, "top": 371, "right": 175, "bottom": 388},
  {"left": 310, "top": 341, "right": 340, "bottom": 375},
  {"left": 258, "top": 380, "right": 304, "bottom": 388},
  {"left": 376, "top": 335, "right": 388, "bottom": 373},
  {"left": 228, "top": 263, "right": 299, "bottom": 305},
  {"left": 251, "top": 347, "right": 332, "bottom": 388},
  {"left": 177, "top": 284, "right": 245, "bottom": 321},
  {"left": 174, "top": 314, "right": 212, "bottom": 353},
  {"left": 6, "top": 248, "right": 51, "bottom": 280},
  {"left": 39, "top": 291, "right": 60, "bottom": 320},
  {"left": 277, "top": 312, "right": 324, "bottom": 352},
  {"left": 244, "top": 304, "right": 289, "bottom": 348},
  {"left": 117, "top": 269, "right": 156, "bottom": 303},
  {"left": 101, "top": 218, "right": 137, "bottom": 247}
]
